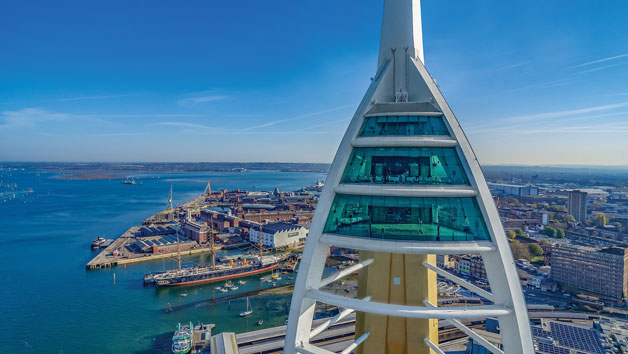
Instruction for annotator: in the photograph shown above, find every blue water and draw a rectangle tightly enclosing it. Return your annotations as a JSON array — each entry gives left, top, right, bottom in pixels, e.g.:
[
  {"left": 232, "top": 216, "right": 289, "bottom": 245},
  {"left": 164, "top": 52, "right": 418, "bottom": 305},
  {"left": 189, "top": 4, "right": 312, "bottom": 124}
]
[{"left": 0, "top": 169, "right": 326, "bottom": 354}]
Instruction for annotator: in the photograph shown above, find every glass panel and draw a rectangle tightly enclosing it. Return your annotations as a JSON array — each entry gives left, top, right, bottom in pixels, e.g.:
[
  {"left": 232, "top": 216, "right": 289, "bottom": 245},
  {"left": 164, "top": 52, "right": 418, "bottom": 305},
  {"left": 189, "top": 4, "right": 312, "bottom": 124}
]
[
  {"left": 359, "top": 115, "right": 449, "bottom": 137},
  {"left": 341, "top": 147, "right": 468, "bottom": 185},
  {"left": 324, "top": 194, "right": 490, "bottom": 241}
]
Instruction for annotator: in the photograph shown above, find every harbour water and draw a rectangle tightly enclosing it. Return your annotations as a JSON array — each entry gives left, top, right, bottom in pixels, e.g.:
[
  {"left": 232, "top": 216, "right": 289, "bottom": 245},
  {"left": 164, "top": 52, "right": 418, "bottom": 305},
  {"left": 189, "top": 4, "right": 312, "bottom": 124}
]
[{"left": 0, "top": 168, "right": 326, "bottom": 354}]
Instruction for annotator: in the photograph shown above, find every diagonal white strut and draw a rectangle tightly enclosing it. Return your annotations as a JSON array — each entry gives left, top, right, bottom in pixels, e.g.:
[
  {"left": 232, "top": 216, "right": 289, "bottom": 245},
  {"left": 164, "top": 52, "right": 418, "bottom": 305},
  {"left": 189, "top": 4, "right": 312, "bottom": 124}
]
[
  {"left": 422, "top": 261, "right": 494, "bottom": 301},
  {"left": 424, "top": 301, "right": 504, "bottom": 354},
  {"left": 309, "top": 296, "right": 372, "bottom": 339},
  {"left": 423, "top": 338, "right": 446, "bottom": 354},
  {"left": 319, "top": 258, "right": 374, "bottom": 288}
]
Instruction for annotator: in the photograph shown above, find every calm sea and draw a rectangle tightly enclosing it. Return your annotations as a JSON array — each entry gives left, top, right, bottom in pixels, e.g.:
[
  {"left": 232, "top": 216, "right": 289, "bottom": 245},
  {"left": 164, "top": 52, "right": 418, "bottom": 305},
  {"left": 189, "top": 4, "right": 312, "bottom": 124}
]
[{"left": 0, "top": 169, "right": 326, "bottom": 354}]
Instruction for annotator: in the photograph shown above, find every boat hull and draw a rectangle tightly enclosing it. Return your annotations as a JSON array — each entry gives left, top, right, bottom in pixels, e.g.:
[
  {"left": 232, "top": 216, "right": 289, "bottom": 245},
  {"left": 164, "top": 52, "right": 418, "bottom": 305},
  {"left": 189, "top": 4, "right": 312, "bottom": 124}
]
[{"left": 158, "top": 263, "right": 279, "bottom": 287}]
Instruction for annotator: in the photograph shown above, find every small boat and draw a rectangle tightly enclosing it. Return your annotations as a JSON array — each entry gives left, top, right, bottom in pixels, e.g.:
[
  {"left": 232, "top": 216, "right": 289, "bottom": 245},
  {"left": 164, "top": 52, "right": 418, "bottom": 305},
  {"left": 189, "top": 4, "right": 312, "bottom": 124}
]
[
  {"left": 172, "top": 322, "right": 193, "bottom": 354},
  {"left": 257, "top": 320, "right": 263, "bottom": 326},
  {"left": 224, "top": 281, "right": 235, "bottom": 288},
  {"left": 121, "top": 178, "right": 137, "bottom": 185},
  {"left": 91, "top": 236, "right": 108, "bottom": 249},
  {"left": 231, "top": 286, "right": 239, "bottom": 291},
  {"left": 217, "top": 288, "right": 228, "bottom": 293},
  {"left": 214, "top": 286, "right": 222, "bottom": 290},
  {"left": 180, "top": 293, "right": 188, "bottom": 297},
  {"left": 239, "top": 280, "right": 246, "bottom": 285},
  {"left": 240, "top": 297, "right": 253, "bottom": 317}
]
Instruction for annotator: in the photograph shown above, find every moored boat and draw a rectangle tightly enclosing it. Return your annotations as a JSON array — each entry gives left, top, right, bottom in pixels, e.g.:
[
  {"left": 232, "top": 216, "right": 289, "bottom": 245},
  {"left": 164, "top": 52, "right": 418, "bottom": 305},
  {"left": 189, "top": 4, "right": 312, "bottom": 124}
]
[
  {"left": 240, "top": 297, "right": 253, "bottom": 317},
  {"left": 148, "top": 255, "right": 283, "bottom": 287},
  {"left": 91, "top": 236, "right": 110, "bottom": 249},
  {"left": 172, "top": 322, "right": 193, "bottom": 354}
]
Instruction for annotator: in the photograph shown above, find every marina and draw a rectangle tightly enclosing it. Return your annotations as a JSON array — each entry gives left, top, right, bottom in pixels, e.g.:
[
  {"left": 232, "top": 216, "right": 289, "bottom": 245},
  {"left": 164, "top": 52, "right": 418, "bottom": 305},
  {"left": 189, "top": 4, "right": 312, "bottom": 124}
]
[{"left": 0, "top": 167, "right": 326, "bottom": 354}]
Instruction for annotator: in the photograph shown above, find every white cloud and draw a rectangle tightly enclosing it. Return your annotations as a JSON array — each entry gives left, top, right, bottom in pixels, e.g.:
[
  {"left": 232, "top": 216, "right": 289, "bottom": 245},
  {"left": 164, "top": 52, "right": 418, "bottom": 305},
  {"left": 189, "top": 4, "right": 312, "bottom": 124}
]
[
  {"left": 501, "top": 102, "right": 628, "bottom": 123},
  {"left": 0, "top": 108, "right": 72, "bottom": 128},
  {"left": 238, "top": 104, "right": 354, "bottom": 132},
  {"left": 569, "top": 53, "right": 628, "bottom": 69},
  {"left": 177, "top": 91, "right": 229, "bottom": 106},
  {"left": 56, "top": 94, "right": 129, "bottom": 102}
]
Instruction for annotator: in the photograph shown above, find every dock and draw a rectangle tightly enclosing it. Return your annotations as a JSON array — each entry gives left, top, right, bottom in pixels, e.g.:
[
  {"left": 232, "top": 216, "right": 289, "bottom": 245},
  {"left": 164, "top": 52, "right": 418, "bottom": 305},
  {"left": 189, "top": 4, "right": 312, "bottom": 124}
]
[{"left": 85, "top": 226, "right": 236, "bottom": 270}]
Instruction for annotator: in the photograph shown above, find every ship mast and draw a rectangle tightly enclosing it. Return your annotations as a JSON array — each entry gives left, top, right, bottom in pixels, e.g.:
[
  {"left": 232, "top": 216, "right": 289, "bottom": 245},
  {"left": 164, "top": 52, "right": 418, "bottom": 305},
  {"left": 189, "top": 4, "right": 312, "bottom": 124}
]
[
  {"left": 176, "top": 230, "right": 182, "bottom": 273},
  {"left": 210, "top": 214, "right": 215, "bottom": 269},
  {"left": 259, "top": 222, "right": 263, "bottom": 262}
]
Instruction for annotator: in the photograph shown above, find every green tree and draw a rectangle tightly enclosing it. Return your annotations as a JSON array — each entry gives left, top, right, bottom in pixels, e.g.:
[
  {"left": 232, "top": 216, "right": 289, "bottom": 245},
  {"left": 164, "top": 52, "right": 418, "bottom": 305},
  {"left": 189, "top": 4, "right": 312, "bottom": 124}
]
[
  {"left": 540, "top": 238, "right": 549, "bottom": 245},
  {"left": 543, "top": 226, "right": 557, "bottom": 238},
  {"left": 592, "top": 213, "right": 607, "bottom": 227},
  {"left": 556, "top": 228, "right": 565, "bottom": 238},
  {"left": 506, "top": 230, "right": 516, "bottom": 240},
  {"left": 529, "top": 243, "right": 544, "bottom": 257},
  {"left": 515, "top": 228, "right": 524, "bottom": 237}
]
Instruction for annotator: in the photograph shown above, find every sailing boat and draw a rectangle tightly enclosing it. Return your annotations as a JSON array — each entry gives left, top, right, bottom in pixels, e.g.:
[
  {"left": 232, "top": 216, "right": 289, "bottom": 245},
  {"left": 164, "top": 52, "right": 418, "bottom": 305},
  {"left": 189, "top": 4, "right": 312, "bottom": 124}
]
[{"left": 240, "top": 297, "right": 253, "bottom": 317}]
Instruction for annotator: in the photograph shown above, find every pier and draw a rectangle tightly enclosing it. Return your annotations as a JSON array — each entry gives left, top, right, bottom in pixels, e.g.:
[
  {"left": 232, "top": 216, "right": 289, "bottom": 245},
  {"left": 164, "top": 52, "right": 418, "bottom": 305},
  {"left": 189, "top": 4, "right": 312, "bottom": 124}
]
[{"left": 85, "top": 226, "right": 241, "bottom": 270}]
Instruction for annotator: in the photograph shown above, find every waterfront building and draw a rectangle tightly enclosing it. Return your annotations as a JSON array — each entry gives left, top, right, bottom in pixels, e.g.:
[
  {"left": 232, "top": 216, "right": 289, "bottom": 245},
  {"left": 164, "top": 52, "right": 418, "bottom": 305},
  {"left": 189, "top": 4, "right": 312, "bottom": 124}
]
[
  {"left": 285, "top": 0, "right": 533, "bottom": 353},
  {"left": 182, "top": 218, "right": 210, "bottom": 244},
  {"left": 567, "top": 190, "right": 588, "bottom": 222},
  {"left": 551, "top": 244, "right": 628, "bottom": 302},
  {"left": 488, "top": 183, "right": 539, "bottom": 197},
  {"left": 249, "top": 222, "right": 308, "bottom": 249},
  {"left": 132, "top": 234, "right": 197, "bottom": 254}
]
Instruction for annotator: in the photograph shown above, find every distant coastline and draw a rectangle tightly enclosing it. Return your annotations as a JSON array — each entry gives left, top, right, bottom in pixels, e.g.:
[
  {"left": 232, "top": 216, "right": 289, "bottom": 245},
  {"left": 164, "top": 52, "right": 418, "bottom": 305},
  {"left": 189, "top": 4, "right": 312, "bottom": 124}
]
[
  {"left": 1, "top": 162, "right": 331, "bottom": 174},
  {"left": 53, "top": 173, "right": 126, "bottom": 180}
]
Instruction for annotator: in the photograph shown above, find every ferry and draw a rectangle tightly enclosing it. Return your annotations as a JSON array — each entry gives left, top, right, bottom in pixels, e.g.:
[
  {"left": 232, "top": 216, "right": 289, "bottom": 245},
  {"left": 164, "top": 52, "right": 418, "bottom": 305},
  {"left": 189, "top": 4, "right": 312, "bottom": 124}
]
[{"left": 172, "top": 322, "right": 193, "bottom": 354}]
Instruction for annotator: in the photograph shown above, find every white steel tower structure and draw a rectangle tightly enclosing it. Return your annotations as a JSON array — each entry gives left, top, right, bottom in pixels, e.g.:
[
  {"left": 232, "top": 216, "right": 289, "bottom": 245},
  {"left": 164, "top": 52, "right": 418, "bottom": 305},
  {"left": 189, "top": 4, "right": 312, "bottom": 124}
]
[{"left": 284, "top": 0, "right": 534, "bottom": 353}]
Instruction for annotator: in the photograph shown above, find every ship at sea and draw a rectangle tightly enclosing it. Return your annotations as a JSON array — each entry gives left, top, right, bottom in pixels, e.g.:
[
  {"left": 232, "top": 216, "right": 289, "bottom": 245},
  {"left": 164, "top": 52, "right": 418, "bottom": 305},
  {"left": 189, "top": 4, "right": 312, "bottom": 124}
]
[
  {"left": 121, "top": 177, "right": 137, "bottom": 185},
  {"left": 144, "top": 222, "right": 286, "bottom": 287}
]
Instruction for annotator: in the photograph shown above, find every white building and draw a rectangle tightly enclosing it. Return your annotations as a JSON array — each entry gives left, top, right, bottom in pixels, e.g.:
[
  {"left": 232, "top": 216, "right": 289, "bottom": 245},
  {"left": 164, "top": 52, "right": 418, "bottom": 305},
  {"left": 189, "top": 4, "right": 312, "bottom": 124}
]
[{"left": 249, "top": 222, "right": 307, "bottom": 249}]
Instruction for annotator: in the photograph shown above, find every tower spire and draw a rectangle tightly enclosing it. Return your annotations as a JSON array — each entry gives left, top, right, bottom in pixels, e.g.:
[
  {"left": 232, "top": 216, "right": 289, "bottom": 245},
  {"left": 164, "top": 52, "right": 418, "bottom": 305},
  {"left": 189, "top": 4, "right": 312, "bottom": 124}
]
[{"left": 378, "top": 0, "right": 424, "bottom": 69}]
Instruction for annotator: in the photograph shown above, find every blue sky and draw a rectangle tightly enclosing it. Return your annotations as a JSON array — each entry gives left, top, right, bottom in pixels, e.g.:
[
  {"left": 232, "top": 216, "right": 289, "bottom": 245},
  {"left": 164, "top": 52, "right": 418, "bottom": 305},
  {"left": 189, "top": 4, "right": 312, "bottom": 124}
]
[{"left": 1, "top": 0, "right": 628, "bottom": 165}]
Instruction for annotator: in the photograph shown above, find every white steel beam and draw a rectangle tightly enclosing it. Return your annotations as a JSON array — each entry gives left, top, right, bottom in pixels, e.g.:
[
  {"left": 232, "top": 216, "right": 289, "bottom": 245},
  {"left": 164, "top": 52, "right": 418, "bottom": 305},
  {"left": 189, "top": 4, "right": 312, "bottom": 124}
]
[
  {"left": 309, "top": 296, "right": 372, "bottom": 339},
  {"left": 352, "top": 136, "right": 457, "bottom": 148},
  {"left": 334, "top": 184, "right": 477, "bottom": 198},
  {"left": 319, "top": 259, "right": 374, "bottom": 288},
  {"left": 340, "top": 332, "right": 370, "bottom": 354},
  {"left": 424, "top": 301, "right": 504, "bottom": 354},
  {"left": 319, "top": 234, "right": 496, "bottom": 255},
  {"left": 423, "top": 338, "right": 446, "bottom": 354},
  {"left": 306, "top": 290, "right": 511, "bottom": 319},
  {"left": 422, "top": 261, "right": 494, "bottom": 301},
  {"left": 295, "top": 343, "right": 335, "bottom": 354},
  {"left": 364, "top": 112, "right": 442, "bottom": 117}
]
